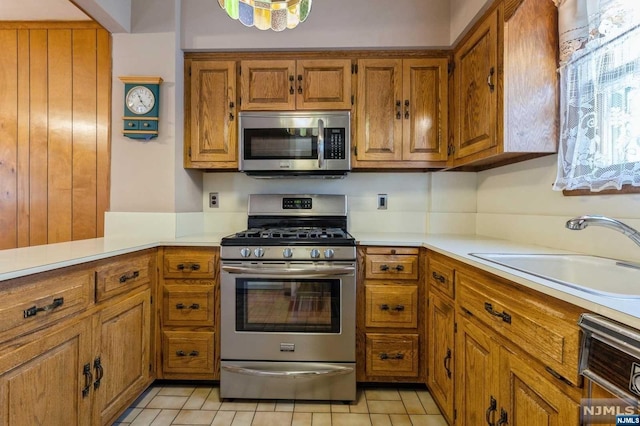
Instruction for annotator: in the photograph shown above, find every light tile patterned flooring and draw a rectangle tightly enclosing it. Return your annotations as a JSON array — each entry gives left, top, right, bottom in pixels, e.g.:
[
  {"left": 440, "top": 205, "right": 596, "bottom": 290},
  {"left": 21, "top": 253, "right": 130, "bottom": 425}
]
[{"left": 114, "top": 384, "right": 447, "bottom": 426}]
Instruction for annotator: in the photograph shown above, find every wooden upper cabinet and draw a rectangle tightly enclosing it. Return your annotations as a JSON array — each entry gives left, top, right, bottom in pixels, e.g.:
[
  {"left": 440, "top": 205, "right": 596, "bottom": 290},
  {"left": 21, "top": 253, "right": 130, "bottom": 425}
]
[
  {"left": 451, "top": 0, "right": 558, "bottom": 169},
  {"left": 355, "top": 58, "right": 448, "bottom": 167},
  {"left": 240, "top": 59, "right": 351, "bottom": 110},
  {"left": 453, "top": 10, "right": 498, "bottom": 159},
  {"left": 185, "top": 60, "right": 237, "bottom": 168}
]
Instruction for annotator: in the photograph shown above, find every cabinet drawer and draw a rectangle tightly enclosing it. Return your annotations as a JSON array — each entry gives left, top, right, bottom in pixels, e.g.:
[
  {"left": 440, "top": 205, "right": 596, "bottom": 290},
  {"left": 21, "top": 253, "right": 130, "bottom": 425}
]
[
  {"left": 365, "top": 334, "right": 419, "bottom": 377},
  {"left": 95, "top": 251, "right": 153, "bottom": 302},
  {"left": 365, "top": 254, "right": 418, "bottom": 280},
  {"left": 365, "top": 285, "right": 417, "bottom": 328},
  {"left": 428, "top": 256, "right": 455, "bottom": 299},
  {"left": 456, "top": 271, "right": 582, "bottom": 385},
  {"left": 163, "top": 248, "right": 217, "bottom": 279},
  {"left": 0, "top": 268, "right": 94, "bottom": 344},
  {"left": 163, "top": 285, "right": 214, "bottom": 326},
  {"left": 162, "top": 331, "right": 215, "bottom": 374}
]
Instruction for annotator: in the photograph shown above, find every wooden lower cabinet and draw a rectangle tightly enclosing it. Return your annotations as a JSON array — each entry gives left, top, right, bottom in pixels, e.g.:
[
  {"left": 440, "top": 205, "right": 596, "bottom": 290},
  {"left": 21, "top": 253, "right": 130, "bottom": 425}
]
[
  {"left": 427, "top": 292, "right": 455, "bottom": 423},
  {"left": 0, "top": 317, "right": 93, "bottom": 426},
  {"left": 455, "top": 310, "right": 580, "bottom": 426},
  {"left": 94, "top": 289, "right": 152, "bottom": 425}
]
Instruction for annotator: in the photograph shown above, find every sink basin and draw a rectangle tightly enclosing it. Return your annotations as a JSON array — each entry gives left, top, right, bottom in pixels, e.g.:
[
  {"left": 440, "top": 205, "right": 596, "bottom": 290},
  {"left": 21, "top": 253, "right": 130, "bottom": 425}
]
[{"left": 469, "top": 253, "right": 640, "bottom": 299}]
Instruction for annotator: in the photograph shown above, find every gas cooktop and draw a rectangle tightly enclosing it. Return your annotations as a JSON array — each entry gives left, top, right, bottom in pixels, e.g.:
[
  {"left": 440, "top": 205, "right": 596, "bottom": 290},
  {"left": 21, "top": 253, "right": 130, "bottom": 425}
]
[{"left": 222, "top": 226, "right": 355, "bottom": 246}]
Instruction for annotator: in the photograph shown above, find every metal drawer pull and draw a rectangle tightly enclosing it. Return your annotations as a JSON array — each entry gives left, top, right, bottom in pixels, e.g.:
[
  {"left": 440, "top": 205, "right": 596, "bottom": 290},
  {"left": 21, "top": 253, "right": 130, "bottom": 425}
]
[
  {"left": 23, "top": 297, "right": 64, "bottom": 318},
  {"left": 379, "top": 352, "right": 404, "bottom": 360},
  {"left": 176, "top": 350, "right": 186, "bottom": 357},
  {"left": 394, "top": 265, "right": 404, "bottom": 272},
  {"left": 189, "top": 350, "right": 199, "bottom": 357},
  {"left": 177, "top": 263, "right": 201, "bottom": 271},
  {"left": 432, "top": 271, "right": 446, "bottom": 283},
  {"left": 393, "top": 305, "right": 405, "bottom": 311},
  {"left": 93, "top": 357, "right": 104, "bottom": 390},
  {"left": 177, "top": 350, "right": 199, "bottom": 357},
  {"left": 222, "top": 364, "right": 354, "bottom": 378},
  {"left": 119, "top": 270, "right": 140, "bottom": 283},
  {"left": 380, "top": 264, "right": 390, "bottom": 271},
  {"left": 82, "top": 363, "right": 93, "bottom": 398},
  {"left": 380, "top": 304, "right": 390, "bottom": 311},
  {"left": 176, "top": 303, "right": 200, "bottom": 310},
  {"left": 380, "top": 304, "right": 405, "bottom": 312},
  {"left": 485, "top": 395, "right": 497, "bottom": 426},
  {"left": 444, "top": 348, "right": 452, "bottom": 379},
  {"left": 484, "top": 302, "right": 512, "bottom": 324}
]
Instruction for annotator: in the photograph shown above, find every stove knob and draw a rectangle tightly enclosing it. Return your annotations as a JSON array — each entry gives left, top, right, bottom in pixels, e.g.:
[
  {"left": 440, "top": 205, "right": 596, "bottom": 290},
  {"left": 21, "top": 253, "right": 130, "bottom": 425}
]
[
  {"left": 324, "top": 249, "right": 335, "bottom": 259},
  {"left": 240, "top": 248, "right": 251, "bottom": 258},
  {"left": 254, "top": 247, "right": 265, "bottom": 258},
  {"left": 310, "top": 249, "right": 321, "bottom": 259},
  {"left": 282, "top": 248, "right": 293, "bottom": 259}
]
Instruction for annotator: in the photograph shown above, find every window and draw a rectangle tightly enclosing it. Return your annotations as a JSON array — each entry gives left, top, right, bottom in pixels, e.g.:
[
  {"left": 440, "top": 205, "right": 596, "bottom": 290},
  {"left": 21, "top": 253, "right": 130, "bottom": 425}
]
[{"left": 553, "top": 0, "right": 640, "bottom": 192}]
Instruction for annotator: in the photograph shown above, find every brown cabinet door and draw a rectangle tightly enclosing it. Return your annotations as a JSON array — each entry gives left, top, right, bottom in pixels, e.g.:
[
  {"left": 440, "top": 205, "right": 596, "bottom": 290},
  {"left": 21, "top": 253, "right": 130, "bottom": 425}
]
[
  {"left": 295, "top": 59, "right": 352, "bottom": 110},
  {"left": 427, "top": 292, "right": 455, "bottom": 424},
  {"left": 455, "top": 314, "right": 500, "bottom": 426},
  {"left": 356, "top": 59, "right": 403, "bottom": 161},
  {"left": 188, "top": 60, "right": 237, "bottom": 166},
  {"left": 402, "top": 58, "right": 448, "bottom": 161},
  {"left": 94, "top": 289, "right": 151, "bottom": 426},
  {"left": 499, "top": 347, "right": 579, "bottom": 426},
  {"left": 453, "top": 8, "right": 498, "bottom": 160},
  {"left": 0, "top": 319, "right": 93, "bottom": 426},
  {"left": 240, "top": 60, "right": 296, "bottom": 110}
]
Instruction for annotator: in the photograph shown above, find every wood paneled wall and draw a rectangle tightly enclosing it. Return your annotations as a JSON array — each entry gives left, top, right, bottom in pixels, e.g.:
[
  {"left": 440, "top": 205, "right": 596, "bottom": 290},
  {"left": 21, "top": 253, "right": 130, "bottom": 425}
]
[{"left": 0, "top": 22, "right": 111, "bottom": 249}]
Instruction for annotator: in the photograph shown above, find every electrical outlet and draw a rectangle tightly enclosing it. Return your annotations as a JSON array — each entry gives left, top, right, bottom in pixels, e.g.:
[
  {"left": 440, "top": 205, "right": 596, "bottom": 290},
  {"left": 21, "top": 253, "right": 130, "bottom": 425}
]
[
  {"left": 377, "top": 194, "right": 388, "bottom": 210},
  {"left": 209, "top": 192, "right": 219, "bottom": 208}
]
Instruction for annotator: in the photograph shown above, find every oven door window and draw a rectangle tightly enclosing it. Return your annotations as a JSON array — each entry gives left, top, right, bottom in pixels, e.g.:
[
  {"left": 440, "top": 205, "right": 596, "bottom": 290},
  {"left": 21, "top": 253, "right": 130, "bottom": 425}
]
[
  {"left": 243, "top": 128, "right": 318, "bottom": 160},
  {"left": 235, "top": 278, "right": 340, "bottom": 333}
]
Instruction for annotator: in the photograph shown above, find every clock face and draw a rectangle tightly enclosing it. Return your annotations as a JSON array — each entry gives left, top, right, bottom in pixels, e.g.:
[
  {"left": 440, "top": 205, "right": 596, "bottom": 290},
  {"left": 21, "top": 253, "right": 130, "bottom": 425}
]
[{"left": 126, "top": 85, "right": 155, "bottom": 115}]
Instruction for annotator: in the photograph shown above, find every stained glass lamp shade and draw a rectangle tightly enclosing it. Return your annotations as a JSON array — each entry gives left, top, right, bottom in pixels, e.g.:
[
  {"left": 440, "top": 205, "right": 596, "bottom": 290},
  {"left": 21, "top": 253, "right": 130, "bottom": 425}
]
[{"left": 218, "top": 0, "right": 312, "bottom": 31}]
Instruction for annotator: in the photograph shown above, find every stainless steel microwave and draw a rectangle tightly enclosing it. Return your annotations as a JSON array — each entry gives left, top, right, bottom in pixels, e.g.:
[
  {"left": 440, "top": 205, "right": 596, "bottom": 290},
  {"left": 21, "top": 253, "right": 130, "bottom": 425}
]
[{"left": 238, "top": 111, "right": 351, "bottom": 178}]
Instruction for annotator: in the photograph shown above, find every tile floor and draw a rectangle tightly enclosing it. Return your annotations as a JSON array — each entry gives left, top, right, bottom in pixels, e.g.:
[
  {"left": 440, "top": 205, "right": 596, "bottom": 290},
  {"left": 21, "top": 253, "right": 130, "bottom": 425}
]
[{"left": 114, "top": 383, "right": 447, "bottom": 426}]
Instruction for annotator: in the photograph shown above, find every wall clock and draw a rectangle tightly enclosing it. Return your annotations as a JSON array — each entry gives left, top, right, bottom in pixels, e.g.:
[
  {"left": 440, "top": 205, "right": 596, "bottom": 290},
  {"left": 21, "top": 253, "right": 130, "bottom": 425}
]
[{"left": 119, "top": 76, "right": 163, "bottom": 140}]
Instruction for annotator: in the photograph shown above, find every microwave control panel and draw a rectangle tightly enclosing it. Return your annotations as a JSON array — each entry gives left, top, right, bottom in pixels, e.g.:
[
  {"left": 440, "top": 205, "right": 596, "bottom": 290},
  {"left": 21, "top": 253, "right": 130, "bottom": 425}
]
[{"left": 325, "top": 128, "right": 346, "bottom": 159}]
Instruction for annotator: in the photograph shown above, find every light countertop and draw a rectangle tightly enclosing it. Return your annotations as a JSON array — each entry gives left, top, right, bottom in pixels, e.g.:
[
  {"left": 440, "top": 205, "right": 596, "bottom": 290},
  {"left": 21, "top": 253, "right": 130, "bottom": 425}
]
[{"left": 1, "top": 232, "right": 638, "bottom": 330}]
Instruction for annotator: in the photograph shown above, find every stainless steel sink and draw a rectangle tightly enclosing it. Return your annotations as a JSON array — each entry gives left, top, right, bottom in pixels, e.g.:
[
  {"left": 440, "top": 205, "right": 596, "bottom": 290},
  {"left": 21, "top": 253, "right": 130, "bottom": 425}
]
[{"left": 469, "top": 253, "right": 640, "bottom": 298}]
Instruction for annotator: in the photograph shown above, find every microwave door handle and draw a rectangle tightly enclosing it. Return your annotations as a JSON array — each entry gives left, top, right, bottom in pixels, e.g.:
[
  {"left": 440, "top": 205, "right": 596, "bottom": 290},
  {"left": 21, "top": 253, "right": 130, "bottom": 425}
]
[{"left": 317, "top": 118, "right": 325, "bottom": 169}]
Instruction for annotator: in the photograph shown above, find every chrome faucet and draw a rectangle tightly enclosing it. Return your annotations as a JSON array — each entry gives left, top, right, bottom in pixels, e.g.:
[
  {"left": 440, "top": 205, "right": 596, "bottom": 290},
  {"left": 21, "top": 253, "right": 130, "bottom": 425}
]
[{"left": 566, "top": 215, "right": 640, "bottom": 249}]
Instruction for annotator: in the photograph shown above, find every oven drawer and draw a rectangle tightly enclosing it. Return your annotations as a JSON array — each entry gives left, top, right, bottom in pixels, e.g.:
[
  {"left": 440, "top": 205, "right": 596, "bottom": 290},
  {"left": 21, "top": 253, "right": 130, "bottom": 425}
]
[
  {"left": 162, "top": 331, "right": 215, "bottom": 374},
  {"left": 365, "top": 250, "right": 419, "bottom": 281},
  {"left": 428, "top": 254, "right": 455, "bottom": 299},
  {"left": 163, "top": 247, "right": 217, "bottom": 279},
  {"left": 457, "top": 271, "right": 582, "bottom": 385},
  {"left": 365, "top": 285, "right": 418, "bottom": 328},
  {"left": 365, "top": 333, "right": 419, "bottom": 377},
  {"left": 163, "top": 285, "right": 215, "bottom": 326},
  {"left": 95, "top": 250, "right": 153, "bottom": 302}
]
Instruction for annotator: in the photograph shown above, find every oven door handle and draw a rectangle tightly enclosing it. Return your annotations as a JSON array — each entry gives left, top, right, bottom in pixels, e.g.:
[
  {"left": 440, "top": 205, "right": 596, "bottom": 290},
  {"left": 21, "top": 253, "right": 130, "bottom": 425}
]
[
  {"left": 222, "top": 364, "right": 354, "bottom": 378},
  {"left": 221, "top": 265, "right": 355, "bottom": 277}
]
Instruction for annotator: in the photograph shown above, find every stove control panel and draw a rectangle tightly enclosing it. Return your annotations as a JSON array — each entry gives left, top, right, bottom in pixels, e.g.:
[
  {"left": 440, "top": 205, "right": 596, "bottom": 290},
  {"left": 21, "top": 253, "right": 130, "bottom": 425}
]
[{"left": 224, "top": 246, "right": 355, "bottom": 261}]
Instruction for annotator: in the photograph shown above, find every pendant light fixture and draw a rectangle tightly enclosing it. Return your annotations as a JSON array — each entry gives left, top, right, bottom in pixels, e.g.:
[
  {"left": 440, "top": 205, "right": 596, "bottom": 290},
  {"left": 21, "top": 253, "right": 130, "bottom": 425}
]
[{"left": 218, "top": 0, "right": 312, "bottom": 31}]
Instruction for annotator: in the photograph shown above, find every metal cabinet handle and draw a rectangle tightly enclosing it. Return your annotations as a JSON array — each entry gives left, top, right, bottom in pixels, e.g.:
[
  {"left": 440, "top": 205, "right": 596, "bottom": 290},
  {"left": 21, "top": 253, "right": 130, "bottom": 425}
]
[
  {"left": 497, "top": 408, "right": 508, "bottom": 426},
  {"left": 487, "top": 67, "right": 495, "bottom": 92},
  {"left": 396, "top": 100, "right": 402, "bottom": 119},
  {"left": 297, "top": 74, "right": 303, "bottom": 94},
  {"left": 82, "top": 363, "right": 93, "bottom": 398},
  {"left": 93, "top": 357, "right": 104, "bottom": 390},
  {"left": 484, "top": 302, "right": 512, "bottom": 324},
  {"left": 119, "top": 270, "right": 140, "bottom": 283},
  {"left": 23, "top": 297, "right": 64, "bottom": 318},
  {"left": 444, "top": 348, "right": 452, "bottom": 379},
  {"left": 229, "top": 101, "right": 235, "bottom": 121},
  {"left": 289, "top": 75, "right": 295, "bottom": 95},
  {"left": 432, "top": 271, "right": 446, "bottom": 284},
  {"left": 404, "top": 100, "right": 410, "bottom": 119},
  {"left": 177, "top": 263, "right": 201, "bottom": 271},
  {"left": 486, "top": 395, "right": 497, "bottom": 426}
]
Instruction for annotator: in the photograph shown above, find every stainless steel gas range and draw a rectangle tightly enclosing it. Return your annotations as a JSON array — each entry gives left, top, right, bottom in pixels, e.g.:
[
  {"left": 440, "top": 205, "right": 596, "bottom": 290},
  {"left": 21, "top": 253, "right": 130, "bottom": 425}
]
[{"left": 219, "top": 194, "right": 356, "bottom": 402}]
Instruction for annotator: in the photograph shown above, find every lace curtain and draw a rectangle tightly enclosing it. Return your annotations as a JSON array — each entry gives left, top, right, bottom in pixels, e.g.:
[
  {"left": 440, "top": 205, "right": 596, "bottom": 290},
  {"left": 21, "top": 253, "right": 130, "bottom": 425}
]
[{"left": 553, "top": 0, "right": 640, "bottom": 191}]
